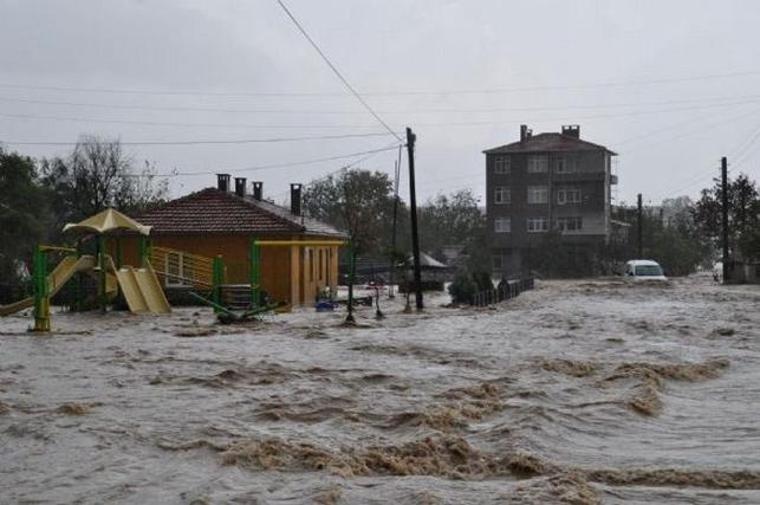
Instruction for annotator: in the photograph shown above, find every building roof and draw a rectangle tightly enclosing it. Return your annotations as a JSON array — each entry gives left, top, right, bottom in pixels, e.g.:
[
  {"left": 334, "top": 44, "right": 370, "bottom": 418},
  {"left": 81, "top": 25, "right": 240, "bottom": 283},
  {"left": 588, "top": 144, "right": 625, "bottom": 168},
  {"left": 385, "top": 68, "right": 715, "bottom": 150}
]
[
  {"left": 135, "top": 187, "right": 346, "bottom": 237},
  {"left": 483, "top": 132, "right": 617, "bottom": 155}
]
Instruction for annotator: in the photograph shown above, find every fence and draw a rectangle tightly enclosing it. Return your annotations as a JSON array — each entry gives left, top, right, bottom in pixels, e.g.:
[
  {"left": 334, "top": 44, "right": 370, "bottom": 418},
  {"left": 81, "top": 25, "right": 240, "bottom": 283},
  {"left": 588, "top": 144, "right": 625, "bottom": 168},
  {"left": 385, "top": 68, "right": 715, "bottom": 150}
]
[
  {"left": 150, "top": 246, "right": 217, "bottom": 290},
  {"left": 471, "top": 278, "right": 534, "bottom": 307}
]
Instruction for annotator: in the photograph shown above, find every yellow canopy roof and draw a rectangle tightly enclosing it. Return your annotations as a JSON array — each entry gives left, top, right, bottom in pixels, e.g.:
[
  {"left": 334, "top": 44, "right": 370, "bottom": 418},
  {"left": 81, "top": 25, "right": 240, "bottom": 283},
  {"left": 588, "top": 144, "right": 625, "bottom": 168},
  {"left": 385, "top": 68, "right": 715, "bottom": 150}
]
[{"left": 63, "top": 208, "right": 152, "bottom": 236}]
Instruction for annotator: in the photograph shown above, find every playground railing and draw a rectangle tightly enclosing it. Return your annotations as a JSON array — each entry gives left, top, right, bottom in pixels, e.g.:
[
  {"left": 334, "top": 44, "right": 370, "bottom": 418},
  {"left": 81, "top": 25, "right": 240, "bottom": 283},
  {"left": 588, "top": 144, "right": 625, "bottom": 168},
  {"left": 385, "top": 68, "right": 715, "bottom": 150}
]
[{"left": 150, "top": 246, "right": 216, "bottom": 289}]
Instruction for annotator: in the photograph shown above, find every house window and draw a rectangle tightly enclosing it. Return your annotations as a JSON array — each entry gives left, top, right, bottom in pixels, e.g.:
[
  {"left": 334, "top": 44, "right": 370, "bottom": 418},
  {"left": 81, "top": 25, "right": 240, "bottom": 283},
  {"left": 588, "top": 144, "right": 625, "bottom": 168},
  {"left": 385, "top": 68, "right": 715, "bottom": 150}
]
[
  {"left": 555, "top": 156, "right": 577, "bottom": 173},
  {"left": 494, "top": 186, "right": 511, "bottom": 204},
  {"left": 165, "top": 251, "right": 187, "bottom": 287},
  {"left": 492, "top": 253, "right": 503, "bottom": 271},
  {"left": 557, "top": 216, "right": 583, "bottom": 232},
  {"left": 527, "top": 217, "right": 549, "bottom": 233},
  {"left": 557, "top": 187, "right": 581, "bottom": 205},
  {"left": 527, "top": 186, "right": 548, "bottom": 204},
  {"left": 494, "top": 156, "right": 511, "bottom": 174},
  {"left": 494, "top": 217, "right": 511, "bottom": 233},
  {"left": 527, "top": 155, "right": 548, "bottom": 173}
]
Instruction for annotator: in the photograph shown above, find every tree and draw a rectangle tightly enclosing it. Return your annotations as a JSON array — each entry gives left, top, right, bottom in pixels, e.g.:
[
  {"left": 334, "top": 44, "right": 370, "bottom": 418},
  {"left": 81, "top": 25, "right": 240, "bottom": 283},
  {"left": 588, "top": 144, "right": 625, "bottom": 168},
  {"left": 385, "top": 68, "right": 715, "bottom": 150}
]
[
  {"left": 693, "top": 173, "right": 760, "bottom": 261},
  {"left": 39, "top": 135, "right": 168, "bottom": 235},
  {"left": 0, "top": 148, "right": 51, "bottom": 300},
  {"left": 303, "top": 169, "right": 397, "bottom": 256}
]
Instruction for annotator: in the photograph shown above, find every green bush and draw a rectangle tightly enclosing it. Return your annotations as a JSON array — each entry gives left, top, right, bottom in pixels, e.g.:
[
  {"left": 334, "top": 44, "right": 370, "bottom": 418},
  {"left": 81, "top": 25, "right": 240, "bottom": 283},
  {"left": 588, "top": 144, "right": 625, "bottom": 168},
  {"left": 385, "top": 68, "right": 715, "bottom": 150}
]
[{"left": 448, "top": 271, "right": 478, "bottom": 304}]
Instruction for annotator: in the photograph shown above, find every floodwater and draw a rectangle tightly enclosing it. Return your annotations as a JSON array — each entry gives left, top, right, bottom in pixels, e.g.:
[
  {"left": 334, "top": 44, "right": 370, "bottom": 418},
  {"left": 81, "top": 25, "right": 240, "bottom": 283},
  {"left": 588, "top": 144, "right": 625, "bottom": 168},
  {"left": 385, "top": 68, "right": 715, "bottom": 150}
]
[{"left": 1, "top": 276, "right": 760, "bottom": 504}]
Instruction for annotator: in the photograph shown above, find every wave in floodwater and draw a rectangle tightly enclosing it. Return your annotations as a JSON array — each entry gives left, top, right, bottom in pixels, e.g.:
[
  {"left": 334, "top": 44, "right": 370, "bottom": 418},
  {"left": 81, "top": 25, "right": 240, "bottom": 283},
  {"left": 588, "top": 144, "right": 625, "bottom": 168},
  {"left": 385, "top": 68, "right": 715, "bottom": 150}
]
[{"left": 1, "top": 276, "right": 760, "bottom": 504}]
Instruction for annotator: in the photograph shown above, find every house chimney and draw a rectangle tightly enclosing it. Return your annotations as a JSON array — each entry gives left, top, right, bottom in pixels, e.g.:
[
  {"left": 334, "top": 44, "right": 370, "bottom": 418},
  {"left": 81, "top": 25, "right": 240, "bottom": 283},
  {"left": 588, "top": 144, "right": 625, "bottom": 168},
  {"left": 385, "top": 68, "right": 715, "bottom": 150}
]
[
  {"left": 252, "top": 181, "right": 263, "bottom": 201},
  {"left": 290, "top": 183, "right": 302, "bottom": 216},
  {"left": 562, "top": 125, "right": 580, "bottom": 138},
  {"left": 520, "top": 124, "right": 532, "bottom": 142},
  {"left": 234, "top": 177, "right": 247, "bottom": 197},
  {"left": 216, "top": 173, "right": 231, "bottom": 192}
]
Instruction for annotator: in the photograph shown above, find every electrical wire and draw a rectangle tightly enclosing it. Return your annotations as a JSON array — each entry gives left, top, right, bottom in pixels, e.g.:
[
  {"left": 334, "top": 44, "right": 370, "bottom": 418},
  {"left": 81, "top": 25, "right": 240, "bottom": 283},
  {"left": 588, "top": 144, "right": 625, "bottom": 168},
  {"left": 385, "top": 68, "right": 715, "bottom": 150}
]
[
  {"left": 1, "top": 68, "right": 759, "bottom": 97},
  {"left": 0, "top": 131, "right": 398, "bottom": 146},
  {"left": 274, "top": 0, "right": 402, "bottom": 142}
]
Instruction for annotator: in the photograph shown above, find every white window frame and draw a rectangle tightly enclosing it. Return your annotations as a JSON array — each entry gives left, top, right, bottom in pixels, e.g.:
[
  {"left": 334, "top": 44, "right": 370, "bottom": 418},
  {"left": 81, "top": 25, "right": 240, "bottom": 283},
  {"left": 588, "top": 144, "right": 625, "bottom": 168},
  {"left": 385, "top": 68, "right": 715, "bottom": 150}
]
[
  {"left": 556, "top": 216, "right": 583, "bottom": 232},
  {"left": 557, "top": 187, "right": 581, "bottom": 205},
  {"left": 527, "top": 155, "right": 548, "bottom": 173},
  {"left": 494, "top": 156, "right": 511, "bottom": 174},
  {"left": 555, "top": 156, "right": 577, "bottom": 174},
  {"left": 494, "top": 217, "right": 511, "bottom": 233},
  {"left": 527, "top": 186, "right": 549, "bottom": 204},
  {"left": 165, "top": 251, "right": 187, "bottom": 287},
  {"left": 527, "top": 217, "right": 549, "bottom": 233},
  {"left": 494, "top": 186, "right": 511, "bottom": 205}
]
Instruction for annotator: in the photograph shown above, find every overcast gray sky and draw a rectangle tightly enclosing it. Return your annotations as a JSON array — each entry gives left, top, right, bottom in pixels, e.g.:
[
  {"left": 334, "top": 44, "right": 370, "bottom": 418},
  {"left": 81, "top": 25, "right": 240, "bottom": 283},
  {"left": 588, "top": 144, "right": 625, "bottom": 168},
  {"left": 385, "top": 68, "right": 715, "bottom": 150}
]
[{"left": 2, "top": 0, "right": 760, "bottom": 206}]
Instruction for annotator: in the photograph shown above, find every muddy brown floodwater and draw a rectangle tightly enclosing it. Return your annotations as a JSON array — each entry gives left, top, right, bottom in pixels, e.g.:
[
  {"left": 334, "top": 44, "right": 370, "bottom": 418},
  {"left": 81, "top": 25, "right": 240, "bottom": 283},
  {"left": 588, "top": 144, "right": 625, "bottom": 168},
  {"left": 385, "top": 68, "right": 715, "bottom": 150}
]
[{"left": 1, "top": 275, "right": 760, "bottom": 504}]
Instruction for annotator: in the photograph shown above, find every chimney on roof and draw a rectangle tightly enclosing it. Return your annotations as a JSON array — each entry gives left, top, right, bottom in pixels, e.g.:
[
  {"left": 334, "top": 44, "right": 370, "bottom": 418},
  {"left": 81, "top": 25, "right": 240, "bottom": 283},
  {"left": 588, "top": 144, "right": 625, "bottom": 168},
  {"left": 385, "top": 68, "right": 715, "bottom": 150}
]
[
  {"left": 252, "top": 181, "right": 263, "bottom": 201},
  {"left": 562, "top": 125, "right": 580, "bottom": 138},
  {"left": 216, "top": 173, "right": 231, "bottom": 192},
  {"left": 234, "top": 177, "right": 247, "bottom": 197},
  {"left": 290, "top": 183, "right": 302, "bottom": 216},
  {"left": 520, "top": 124, "right": 532, "bottom": 142}
]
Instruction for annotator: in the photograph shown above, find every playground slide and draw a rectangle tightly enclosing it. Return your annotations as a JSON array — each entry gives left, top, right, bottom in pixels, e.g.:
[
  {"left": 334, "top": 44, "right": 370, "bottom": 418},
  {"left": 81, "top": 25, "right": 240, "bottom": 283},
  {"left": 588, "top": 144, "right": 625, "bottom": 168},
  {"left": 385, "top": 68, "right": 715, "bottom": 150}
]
[
  {"left": 0, "top": 255, "right": 97, "bottom": 317},
  {"left": 114, "top": 262, "right": 170, "bottom": 314}
]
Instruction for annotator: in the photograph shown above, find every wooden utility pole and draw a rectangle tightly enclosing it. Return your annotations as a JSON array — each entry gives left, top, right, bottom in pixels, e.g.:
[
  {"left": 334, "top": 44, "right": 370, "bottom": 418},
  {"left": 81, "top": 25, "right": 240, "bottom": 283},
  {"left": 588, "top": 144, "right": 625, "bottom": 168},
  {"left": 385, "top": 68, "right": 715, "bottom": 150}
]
[
  {"left": 406, "top": 127, "right": 423, "bottom": 310},
  {"left": 637, "top": 193, "right": 643, "bottom": 258},
  {"left": 722, "top": 156, "right": 729, "bottom": 283}
]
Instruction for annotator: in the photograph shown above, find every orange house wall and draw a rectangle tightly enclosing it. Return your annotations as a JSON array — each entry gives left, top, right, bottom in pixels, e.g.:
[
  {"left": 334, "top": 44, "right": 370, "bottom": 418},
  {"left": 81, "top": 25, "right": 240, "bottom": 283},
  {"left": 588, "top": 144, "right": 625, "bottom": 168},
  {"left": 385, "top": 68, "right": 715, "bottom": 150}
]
[{"left": 119, "top": 234, "right": 338, "bottom": 306}]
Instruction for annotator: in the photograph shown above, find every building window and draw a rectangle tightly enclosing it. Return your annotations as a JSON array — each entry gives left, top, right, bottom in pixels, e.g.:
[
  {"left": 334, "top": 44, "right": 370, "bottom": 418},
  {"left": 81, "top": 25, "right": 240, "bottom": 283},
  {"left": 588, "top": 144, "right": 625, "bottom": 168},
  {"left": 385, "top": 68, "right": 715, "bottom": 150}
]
[
  {"left": 557, "top": 187, "right": 581, "bottom": 205},
  {"left": 527, "top": 217, "right": 549, "bottom": 233},
  {"left": 494, "top": 156, "right": 511, "bottom": 174},
  {"left": 494, "top": 186, "right": 511, "bottom": 204},
  {"left": 492, "top": 253, "right": 503, "bottom": 271},
  {"left": 494, "top": 217, "right": 511, "bottom": 233},
  {"left": 527, "top": 155, "right": 548, "bottom": 173},
  {"left": 556, "top": 216, "right": 583, "bottom": 232},
  {"left": 555, "top": 156, "right": 577, "bottom": 173},
  {"left": 527, "top": 186, "right": 548, "bottom": 204}
]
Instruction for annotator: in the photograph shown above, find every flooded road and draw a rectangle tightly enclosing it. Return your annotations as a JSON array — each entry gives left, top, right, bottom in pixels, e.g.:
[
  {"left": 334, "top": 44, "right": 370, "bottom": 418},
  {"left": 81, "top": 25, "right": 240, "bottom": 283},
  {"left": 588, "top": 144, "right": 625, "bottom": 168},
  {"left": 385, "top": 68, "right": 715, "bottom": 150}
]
[{"left": 2, "top": 275, "right": 759, "bottom": 504}]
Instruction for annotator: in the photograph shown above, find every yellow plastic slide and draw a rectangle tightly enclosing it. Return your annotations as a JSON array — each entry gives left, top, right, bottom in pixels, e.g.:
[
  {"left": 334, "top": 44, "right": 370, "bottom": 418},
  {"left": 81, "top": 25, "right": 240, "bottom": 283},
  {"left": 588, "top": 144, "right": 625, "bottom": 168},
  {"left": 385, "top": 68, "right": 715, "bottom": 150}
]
[
  {"left": 114, "top": 261, "right": 170, "bottom": 314},
  {"left": 0, "top": 255, "right": 99, "bottom": 317}
]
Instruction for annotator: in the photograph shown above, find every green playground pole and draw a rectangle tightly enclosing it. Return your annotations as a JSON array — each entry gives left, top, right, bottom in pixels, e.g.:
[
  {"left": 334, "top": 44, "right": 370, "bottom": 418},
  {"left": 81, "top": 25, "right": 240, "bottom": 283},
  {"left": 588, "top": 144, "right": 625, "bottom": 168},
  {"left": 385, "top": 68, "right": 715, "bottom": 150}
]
[
  {"left": 32, "top": 245, "right": 50, "bottom": 332},
  {"left": 115, "top": 237, "right": 123, "bottom": 269},
  {"left": 138, "top": 236, "right": 151, "bottom": 267},
  {"left": 250, "top": 238, "right": 261, "bottom": 308},
  {"left": 98, "top": 235, "right": 106, "bottom": 313},
  {"left": 212, "top": 255, "right": 224, "bottom": 314}
]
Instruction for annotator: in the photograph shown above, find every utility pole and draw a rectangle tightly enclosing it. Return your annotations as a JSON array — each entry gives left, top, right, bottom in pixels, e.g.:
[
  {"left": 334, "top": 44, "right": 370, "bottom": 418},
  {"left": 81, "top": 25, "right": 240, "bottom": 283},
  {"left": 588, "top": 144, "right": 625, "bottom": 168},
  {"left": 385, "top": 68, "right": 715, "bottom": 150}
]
[
  {"left": 637, "top": 193, "right": 643, "bottom": 258},
  {"left": 722, "top": 156, "right": 729, "bottom": 283},
  {"left": 406, "top": 127, "right": 423, "bottom": 310}
]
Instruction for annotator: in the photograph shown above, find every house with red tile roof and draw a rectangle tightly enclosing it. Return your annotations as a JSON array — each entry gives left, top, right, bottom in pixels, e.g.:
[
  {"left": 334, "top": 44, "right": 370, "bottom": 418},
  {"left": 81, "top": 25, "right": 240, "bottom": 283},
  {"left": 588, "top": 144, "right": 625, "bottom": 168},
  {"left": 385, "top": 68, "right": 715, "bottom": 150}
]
[{"left": 121, "top": 174, "right": 346, "bottom": 307}]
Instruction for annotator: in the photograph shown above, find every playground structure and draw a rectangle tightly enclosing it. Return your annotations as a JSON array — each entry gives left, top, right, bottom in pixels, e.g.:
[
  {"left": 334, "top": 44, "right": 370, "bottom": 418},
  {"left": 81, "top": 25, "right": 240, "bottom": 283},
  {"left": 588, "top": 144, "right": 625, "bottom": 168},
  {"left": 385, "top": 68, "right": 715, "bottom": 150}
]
[{"left": 0, "top": 209, "right": 170, "bottom": 331}]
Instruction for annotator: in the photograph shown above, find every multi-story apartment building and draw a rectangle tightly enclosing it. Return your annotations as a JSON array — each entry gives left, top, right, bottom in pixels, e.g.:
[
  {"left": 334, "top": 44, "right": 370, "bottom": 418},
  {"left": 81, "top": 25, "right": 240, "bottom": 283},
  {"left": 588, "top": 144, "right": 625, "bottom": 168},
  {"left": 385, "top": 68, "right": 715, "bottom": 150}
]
[{"left": 484, "top": 124, "right": 617, "bottom": 275}]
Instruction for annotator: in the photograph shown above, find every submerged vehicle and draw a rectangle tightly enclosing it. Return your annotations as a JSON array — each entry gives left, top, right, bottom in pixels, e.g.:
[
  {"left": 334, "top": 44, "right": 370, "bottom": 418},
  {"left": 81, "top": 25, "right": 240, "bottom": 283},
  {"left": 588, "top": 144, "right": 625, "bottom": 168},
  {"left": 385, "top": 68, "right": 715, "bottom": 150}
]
[{"left": 624, "top": 259, "right": 667, "bottom": 281}]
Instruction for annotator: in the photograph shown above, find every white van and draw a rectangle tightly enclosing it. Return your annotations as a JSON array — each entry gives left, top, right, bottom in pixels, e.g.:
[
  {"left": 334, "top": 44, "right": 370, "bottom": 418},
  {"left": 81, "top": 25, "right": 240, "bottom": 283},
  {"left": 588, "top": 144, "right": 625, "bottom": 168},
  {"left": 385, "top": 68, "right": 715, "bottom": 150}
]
[{"left": 624, "top": 259, "right": 667, "bottom": 282}]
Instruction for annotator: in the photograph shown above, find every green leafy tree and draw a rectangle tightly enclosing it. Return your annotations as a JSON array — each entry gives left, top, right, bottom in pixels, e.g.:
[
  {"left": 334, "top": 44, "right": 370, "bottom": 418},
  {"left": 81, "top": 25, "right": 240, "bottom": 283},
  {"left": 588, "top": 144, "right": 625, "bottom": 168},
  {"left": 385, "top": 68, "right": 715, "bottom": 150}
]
[
  {"left": 303, "top": 169, "right": 398, "bottom": 256},
  {"left": 693, "top": 174, "right": 760, "bottom": 260},
  {"left": 0, "top": 148, "right": 51, "bottom": 300}
]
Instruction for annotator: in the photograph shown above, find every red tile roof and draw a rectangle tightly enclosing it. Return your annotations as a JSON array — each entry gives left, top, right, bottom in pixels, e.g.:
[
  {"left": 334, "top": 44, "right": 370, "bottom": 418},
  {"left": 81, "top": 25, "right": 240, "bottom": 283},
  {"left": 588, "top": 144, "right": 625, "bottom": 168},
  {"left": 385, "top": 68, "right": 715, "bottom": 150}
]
[
  {"left": 483, "top": 133, "right": 616, "bottom": 155},
  {"left": 135, "top": 187, "right": 346, "bottom": 237}
]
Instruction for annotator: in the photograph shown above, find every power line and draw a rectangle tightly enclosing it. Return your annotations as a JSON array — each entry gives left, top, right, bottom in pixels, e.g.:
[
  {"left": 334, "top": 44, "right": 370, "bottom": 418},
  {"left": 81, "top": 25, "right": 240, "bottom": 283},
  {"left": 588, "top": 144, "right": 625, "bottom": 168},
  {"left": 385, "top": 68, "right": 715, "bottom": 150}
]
[
  {"left": 2, "top": 68, "right": 759, "bottom": 97},
  {"left": 143, "top": 144, "right": 402, "bottom": 178},
  {"left": 274, "top": 0, "right": 402, "bottom": 142},
  {"left": 4, "top": 92, "right": 760, "bottom": 116},
  {"left": 0, "top": 131, "right": 398, "bottom": 147}
]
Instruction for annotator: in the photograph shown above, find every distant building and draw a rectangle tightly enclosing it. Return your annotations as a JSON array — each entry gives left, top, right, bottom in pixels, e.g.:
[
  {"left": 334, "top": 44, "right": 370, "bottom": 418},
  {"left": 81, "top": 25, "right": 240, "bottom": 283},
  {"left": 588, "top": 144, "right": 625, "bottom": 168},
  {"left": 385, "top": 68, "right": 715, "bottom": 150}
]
[{"left": 483, "top": 124, "right": 618, "bottom": 276}]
